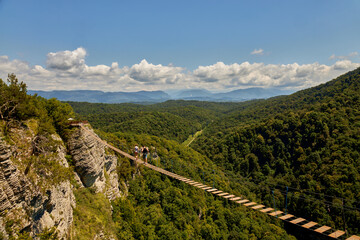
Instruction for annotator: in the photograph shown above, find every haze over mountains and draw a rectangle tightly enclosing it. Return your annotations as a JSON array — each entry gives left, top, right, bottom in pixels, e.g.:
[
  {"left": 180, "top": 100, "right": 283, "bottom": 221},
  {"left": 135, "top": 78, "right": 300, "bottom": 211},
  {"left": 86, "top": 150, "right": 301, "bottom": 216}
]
[{"left": 28, "top": 87, "right": 294, "bottom": 103}]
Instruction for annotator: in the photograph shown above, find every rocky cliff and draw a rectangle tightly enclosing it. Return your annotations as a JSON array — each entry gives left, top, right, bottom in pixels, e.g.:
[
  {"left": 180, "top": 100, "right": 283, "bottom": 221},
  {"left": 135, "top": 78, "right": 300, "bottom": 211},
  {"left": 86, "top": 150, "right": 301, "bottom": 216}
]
[
  {"left": 0, "top": 121, "right": 121, "bottom": 239},
  {"left": 0, "top": 123, "right": 75, "bottom": 239},
  {"left": 68, "top": 125, "right": 121, "bottom": 199}
]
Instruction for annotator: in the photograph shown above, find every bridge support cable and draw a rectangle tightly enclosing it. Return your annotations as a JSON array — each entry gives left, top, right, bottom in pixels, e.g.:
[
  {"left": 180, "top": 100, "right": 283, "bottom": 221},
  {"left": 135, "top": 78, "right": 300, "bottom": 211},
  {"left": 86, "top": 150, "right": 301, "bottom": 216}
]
[{"left": 73, "top": 123, "right": 359, "bottom": 240}]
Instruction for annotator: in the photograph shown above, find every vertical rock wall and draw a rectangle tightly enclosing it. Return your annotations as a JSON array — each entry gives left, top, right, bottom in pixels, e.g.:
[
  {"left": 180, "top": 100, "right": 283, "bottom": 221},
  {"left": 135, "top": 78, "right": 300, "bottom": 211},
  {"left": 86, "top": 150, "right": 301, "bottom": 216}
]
[
  {"left": 0, "top": 133, "right": 75, "bottom": 239},
  {"left": 68, "top": 126, "right": 120, "bottom": 198},
  {"left": 0, "top": 123, "right": 122, "bottom": 238}
]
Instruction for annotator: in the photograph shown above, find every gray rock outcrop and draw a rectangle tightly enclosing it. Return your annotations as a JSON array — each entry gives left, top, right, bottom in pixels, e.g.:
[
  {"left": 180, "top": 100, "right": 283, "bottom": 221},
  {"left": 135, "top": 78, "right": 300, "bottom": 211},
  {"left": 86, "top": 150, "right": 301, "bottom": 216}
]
[
  {"left": 68, "top": 127, "right": 106, "bottom": 191},
  {"left": 105, "top": 155, "right": 121, "bottom": 200},
  {"left": 0, "top": 132, "right": 75, "bottom": 239},
  {"left": 0, "top": 141, "right": 33, "bottom": 213},
  {"left": 34, "top": 181, "right": 75, "bottom": 238},
  {"left": 0, "top": 122, "right": 122, "bottom": 238},
  {"left": 68, "top": 126, "right": 120, "bottom": 199}
]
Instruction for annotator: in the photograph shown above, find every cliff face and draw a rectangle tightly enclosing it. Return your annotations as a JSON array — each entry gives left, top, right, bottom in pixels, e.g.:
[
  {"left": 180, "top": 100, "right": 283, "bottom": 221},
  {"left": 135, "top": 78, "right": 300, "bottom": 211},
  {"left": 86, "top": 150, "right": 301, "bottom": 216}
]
[
  {"left": 0, "top": 141, "right": 33, "bottom": 213},
  {"left": 0, "top": 128, "right": 75, "bottom": 239},
  {"left": 0, "top": 140, "right": 35, "bottom": 237},
  {"left": 68, "top": 126, "right": 121, "bottom": 199},
  {"left": 0, "top": 121, "right": 121, "bottom": 239}
]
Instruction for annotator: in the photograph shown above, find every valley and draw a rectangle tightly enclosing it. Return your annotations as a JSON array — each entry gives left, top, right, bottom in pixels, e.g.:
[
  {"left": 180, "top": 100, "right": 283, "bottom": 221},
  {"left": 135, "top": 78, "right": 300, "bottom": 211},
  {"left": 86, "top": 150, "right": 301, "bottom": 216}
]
[{"left": 1, "top": 68, "right": 360, "bottom": 239}]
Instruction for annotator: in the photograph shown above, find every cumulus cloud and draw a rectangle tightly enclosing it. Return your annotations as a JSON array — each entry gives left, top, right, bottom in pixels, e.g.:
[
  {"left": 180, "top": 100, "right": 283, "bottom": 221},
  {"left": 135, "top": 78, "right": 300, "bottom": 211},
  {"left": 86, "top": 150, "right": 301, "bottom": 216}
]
[
  {"left": 192, "top": 60, "right": 360, "bottom": 90},
  {"left": 128, "top": 59, "right": 184, "bottom": 84},
  {"left": 251, "top": 48, "right": 264, "bottom": 55},
  {"left": 47, "top": 47, "right": 86, "bottom": 71},
  {"left": 329, "top": 51, "right": 358, "bottom": 60},
  {"left": 0, "top": 47, "right": 360, "bottom": 92}
]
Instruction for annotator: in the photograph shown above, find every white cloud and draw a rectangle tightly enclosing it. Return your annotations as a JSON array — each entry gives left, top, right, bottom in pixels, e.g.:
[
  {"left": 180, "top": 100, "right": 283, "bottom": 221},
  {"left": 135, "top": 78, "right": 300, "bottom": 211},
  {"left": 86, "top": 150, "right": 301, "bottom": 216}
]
[
  {"left": 329, "top": 51, "right": 358, "bottom": 60},
  {"left": 47, "top": 47, "right": 87, "bottom": 71},
  {"left": 192, "top": 60, "right": 360, "bottom": 90},
  {"left": 0, "top": 47, "right": 360, "bottom": 92},
  {"left": 251, "top": 48, "right": 264, "bottom": 55},
  {"left": 128, "top": 59, "right": 184, "bottom": 84}
]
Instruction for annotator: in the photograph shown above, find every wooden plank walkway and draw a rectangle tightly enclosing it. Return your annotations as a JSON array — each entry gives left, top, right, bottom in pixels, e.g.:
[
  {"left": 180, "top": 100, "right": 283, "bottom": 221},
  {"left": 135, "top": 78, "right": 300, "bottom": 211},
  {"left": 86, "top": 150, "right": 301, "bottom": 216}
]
[{"left": 76, "top": 123, "right": 359, "bottom": 240}]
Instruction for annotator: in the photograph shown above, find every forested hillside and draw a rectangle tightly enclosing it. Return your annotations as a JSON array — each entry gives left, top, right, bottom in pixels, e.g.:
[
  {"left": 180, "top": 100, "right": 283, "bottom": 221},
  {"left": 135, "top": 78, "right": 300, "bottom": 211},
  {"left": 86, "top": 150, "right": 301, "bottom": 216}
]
[
  {"left": 95, "top": 131, "right": 295, "bottom": 240},
  {"left": 70, "top": 67, "right": 360, "bottom": 238},
  {"left": 195, "top": 67, "right": 360, "bottom": 142},
  {"left": 4, "top": 67, "right": 357, "bottom": 238},
  {"left": 0, "top": 74, "right": 298, "bottom": 239},
  {"left": 69, "top": 101, "right": 244, "bottom": 142},
  {"left": 192, "top": 67, "right": 360, "bottom": 235}
]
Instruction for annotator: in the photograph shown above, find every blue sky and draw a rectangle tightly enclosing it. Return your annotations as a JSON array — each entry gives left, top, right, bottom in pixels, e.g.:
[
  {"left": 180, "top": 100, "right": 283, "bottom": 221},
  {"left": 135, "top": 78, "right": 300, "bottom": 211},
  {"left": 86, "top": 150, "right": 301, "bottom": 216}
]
[{"left": 0, "top": 0, "right": 359, "bottom": 91}]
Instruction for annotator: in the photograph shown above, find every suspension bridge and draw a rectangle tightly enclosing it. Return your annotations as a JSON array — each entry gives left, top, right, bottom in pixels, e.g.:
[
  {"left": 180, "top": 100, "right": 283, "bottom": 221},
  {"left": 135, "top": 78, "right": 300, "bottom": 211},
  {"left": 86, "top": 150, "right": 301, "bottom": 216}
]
[{"left": 73, "top": 123, "right": 360, "bottom": 240}]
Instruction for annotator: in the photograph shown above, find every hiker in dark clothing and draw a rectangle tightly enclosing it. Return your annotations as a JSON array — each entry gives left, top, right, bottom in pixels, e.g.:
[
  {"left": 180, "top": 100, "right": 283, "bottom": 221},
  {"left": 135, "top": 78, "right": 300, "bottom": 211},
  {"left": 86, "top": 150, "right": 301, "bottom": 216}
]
[{"left": 141, "top": 146, "right": 149, "bottom": 164}]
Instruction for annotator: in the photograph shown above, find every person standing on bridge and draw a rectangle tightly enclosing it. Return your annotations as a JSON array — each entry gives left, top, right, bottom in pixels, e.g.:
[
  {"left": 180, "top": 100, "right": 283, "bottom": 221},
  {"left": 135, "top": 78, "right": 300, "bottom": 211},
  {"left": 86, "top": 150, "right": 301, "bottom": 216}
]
[
  {"left": 134, "top": 144, "right": 139, "bottom": 160},
  {"left": 133, "top": 144, "right": 139, "bottom": 169},
  {"left": 141, "top": 146, "right": 149, "bottom": 164}
]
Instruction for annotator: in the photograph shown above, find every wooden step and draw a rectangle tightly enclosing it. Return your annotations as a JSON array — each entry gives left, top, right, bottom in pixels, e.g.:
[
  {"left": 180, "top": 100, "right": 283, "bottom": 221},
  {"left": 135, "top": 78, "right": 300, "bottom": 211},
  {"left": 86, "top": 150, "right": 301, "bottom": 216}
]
[
  {"left": 243, "top": 202, "right": 257, "bottom": 207},
  {"left": 252, "top": 205, "right": 265, "bottom": 209},
  {"left": 236, "top": 199, "right": 250, "bottom": 204},
  {"left": 290, "top": 218, "right": 305, "bottom": 224},
  {"left": 279, "top": 214, "right": 294, "bottom": 220},
  {"left": 302, "top": 221, "right": 317, "bottom": 229},
  {"left": 217, "top": 192, "right": 229, "bottom": 196},
  {"left": 328, "top": 230, "right": 345, "bottom": 238},
  {"left": 212, "top": 190, "right": 223, "bottom": 194},
  {"left": 207, "top": 189, "right": 218, "bottom": 192},
  {"left": 193, "top": 183, "right": 204, "bottom": 187},
  {"left": 260, "top": 208, "right": 274, "bottom": 213},
  {"left": 229, "top": 197, "right": 242, "bottom": 201},
  {"left": 314, "top": 226, "right": 331, "bottom": 233},
  {"left": 189, "top": 182, "right": 200, "bottom": 185},
  {"left": 346, "top": 235, "right": 360, "bottom": 240},
  {"left": 223, "top": 195, "right": 235, "bottom": 199},
  {"left": 269, "top": 211, "right": 283, "bottom": 216}
]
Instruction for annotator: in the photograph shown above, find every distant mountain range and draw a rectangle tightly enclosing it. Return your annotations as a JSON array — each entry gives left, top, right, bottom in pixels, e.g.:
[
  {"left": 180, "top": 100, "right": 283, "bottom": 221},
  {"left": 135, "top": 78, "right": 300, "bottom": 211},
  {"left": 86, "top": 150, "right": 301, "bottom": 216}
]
[
  {"left": 28, "top": 90, "right": 170, "bottom": 103},
  {"left": 28, "top": 87, "right": 294, "bottom": 103},
  {"left": 172, "top": 88, "right": 294, "bottom": 101}
]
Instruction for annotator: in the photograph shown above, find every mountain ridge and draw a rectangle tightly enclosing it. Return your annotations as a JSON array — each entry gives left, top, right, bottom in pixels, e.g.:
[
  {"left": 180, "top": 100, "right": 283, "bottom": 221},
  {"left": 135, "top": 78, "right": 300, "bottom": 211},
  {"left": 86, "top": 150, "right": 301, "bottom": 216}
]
[{"left": 28, "top": 87, "right": 294, "bottom": 103}]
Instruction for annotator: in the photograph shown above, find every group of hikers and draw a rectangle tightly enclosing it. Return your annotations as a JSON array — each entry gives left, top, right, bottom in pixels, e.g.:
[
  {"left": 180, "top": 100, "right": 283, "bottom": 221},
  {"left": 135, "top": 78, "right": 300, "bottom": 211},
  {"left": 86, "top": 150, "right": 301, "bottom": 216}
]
[{"left": 134, "top": 144, "right": 150, "bottom": 164}]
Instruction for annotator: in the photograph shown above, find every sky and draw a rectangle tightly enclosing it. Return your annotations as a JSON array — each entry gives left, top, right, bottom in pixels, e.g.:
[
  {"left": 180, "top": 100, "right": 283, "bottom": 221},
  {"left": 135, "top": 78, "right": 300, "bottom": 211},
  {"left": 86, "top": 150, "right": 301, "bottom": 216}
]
[{"left": 0, "top": 0, "right": 360, "bottom": 92}]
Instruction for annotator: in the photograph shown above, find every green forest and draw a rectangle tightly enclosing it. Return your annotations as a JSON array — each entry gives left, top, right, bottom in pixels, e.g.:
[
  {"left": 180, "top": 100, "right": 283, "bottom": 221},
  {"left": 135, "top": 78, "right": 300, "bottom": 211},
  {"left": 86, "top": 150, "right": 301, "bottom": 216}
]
[
  {"left": 0, "top": 74, "right": 295, "bottom": 239},
  {"left": 69, "top": 67, "right": 360, "bottom": 239},
  {"left": 2, "top": 67, "right": 360, "bottom": 239}
]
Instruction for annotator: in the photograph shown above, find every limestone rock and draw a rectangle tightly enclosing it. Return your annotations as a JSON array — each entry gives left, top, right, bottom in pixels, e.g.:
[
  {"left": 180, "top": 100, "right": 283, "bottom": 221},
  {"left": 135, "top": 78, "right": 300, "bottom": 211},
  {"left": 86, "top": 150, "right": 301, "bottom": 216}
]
[
  {"left": 105, "top": 155, "right": 121, "bottom": 200},
  {"left": 68, "top": 127, "right": 106, "bottom": 192},
  {"left": 35, "top": 181, "right": 75, "bottom": 238},
  {"left": 0, "top": 131, "right": 75, "bottom": 239},
  {"left": 51, "top": 134, "right": 69, "bottom": 168},
  {"left": 68, "top": 126, "right": 121, "bottom": 199},
  {"left": 0, "top": 141, "right": 33, "bottom": 213}
]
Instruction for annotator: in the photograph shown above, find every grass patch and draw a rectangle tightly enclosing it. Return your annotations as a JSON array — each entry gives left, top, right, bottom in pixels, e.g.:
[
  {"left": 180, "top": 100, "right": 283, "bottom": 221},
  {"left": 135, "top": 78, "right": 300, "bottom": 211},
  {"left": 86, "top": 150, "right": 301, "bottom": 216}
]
[
  {"left": 72, "top": 188, "right": 116, "bottom": 239},
  {"left": 182, "top": 130, "right": 203, "bottom": 147},
  {"left": 23, "top": 154, "right": 74, "bottom": 194}
]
